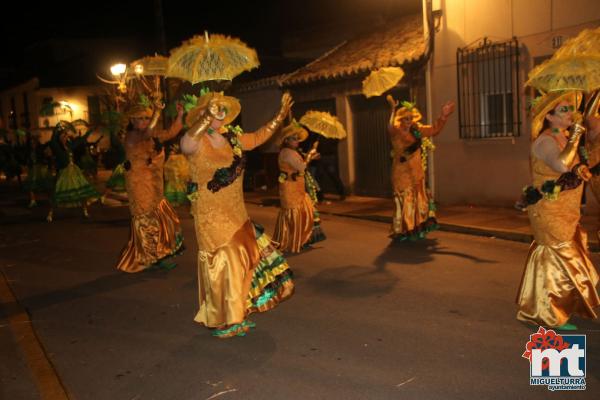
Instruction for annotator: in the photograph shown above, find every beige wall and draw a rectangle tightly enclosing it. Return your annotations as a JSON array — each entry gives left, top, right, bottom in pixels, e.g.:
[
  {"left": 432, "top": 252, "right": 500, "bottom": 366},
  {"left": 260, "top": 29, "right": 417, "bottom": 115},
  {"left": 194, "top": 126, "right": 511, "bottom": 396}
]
[
  {"left": 0, "top": 81, "right": 106, "bottom": 145},
  {"left": 430, "top": 0, "right": 600, "bottom": 208},
  {"left": 0, "top": 78, "right": 39, "bottom": 136}
]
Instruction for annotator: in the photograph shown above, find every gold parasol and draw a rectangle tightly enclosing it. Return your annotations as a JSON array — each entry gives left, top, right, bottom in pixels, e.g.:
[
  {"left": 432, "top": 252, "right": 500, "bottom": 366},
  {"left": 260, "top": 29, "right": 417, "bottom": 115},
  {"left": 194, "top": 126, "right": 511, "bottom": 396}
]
[
  {"left": 555, "top": 27, "right": 600, "bottom": 58},
  {"left": 167, "top": 31, "right": 259, "bottom": 84},
  {"left": 526, "top": 55, "right": 600, "bottom": 93},
  {"left": 299, "top": 111, "right": 347, "bottom": 139},
  {"left": 526, "top": 27, "right": 600, "bottom": 93},
  {"left": 130, "top": 55, "right": 168, "bottom": 76},
  {"left": 362, "top": 67, "right": 405, "bottom": 98}
]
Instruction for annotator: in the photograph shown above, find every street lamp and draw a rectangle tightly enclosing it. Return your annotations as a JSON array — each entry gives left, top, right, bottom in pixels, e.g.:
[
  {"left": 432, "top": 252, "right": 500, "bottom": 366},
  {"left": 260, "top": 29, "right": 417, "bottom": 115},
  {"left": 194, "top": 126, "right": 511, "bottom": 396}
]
[
  {"left": 110, "top": 63, "right": 127, "bottom": 76},
  {"left": 109, "top": 63, "right": 128, "bottom": 93}
]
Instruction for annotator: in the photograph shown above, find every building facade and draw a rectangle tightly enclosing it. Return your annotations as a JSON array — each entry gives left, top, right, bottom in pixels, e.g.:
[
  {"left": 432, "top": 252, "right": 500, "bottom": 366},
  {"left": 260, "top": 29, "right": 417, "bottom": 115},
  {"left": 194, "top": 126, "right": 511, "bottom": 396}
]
[{"left": 429, "top": 0, "right": 600, "bottom": 209}]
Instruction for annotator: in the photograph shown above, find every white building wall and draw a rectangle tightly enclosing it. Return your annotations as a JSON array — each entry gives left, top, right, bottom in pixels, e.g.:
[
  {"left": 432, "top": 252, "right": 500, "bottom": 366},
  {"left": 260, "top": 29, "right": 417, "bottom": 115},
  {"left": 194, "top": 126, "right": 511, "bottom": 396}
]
[{"left": 430, "top": 0, "right": 600, "bottom": 208}]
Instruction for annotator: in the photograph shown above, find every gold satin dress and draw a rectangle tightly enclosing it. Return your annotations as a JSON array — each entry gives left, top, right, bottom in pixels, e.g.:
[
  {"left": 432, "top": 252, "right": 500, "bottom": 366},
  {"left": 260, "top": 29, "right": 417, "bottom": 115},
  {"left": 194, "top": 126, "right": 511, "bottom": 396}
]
[
  {"left": 273, "top": 148, "right": 315, "bottom": 253},
  {"left": 389, "top": 125, "right": 438, "bottom": 240},
  {"left": 164, "top": 153, "right": 191, "bottom": 206},
  {"left": 187, "top": 127, "right": 294, "bottom": 332},
  {"left": 116, "top": 123, "right": 183, "bottom": 273},
  {"left": 516, "top": 133, "right": 600, "bottom": 327},
  {"left": 586, "top": 131, "right": 600, "bottom": 241}
]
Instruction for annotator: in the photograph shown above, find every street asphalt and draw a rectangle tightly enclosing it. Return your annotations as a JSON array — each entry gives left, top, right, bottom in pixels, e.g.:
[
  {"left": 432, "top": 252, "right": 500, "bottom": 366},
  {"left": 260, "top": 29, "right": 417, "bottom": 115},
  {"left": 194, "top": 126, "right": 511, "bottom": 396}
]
[{"left": 1, "top": 196, "right": 599, "bottom": 399}]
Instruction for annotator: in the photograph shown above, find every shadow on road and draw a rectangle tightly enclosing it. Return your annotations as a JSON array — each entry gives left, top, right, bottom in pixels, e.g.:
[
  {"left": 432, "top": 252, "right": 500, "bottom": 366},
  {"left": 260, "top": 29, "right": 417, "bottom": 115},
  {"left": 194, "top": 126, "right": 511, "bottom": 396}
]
[
  {"left": 0, "top": 271, "right": 171, "bottom": 318},
  {"left": 373, "top": 238, "right": 498, "bottom": 271},
  {"left": 306, "top": 264, "right": 398, "bottom": 298}
]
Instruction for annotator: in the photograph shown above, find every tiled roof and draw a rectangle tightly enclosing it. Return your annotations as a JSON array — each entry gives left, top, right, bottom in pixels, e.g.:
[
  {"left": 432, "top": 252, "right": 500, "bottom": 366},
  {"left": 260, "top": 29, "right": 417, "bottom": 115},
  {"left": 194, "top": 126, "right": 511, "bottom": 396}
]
[{"left": 281, "top": 13, "right": 425, "bottom": 86}]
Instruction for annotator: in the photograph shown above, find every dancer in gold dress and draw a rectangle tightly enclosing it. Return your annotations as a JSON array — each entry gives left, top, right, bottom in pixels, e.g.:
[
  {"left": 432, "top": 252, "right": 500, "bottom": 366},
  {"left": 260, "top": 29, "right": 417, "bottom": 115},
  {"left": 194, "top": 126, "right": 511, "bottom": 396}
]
[
  {"left": 181, "top": 91, "right": 294, "bottom": 338},
  {"left": 516, "top": 91, "right": 599, "bottom": 330},
  {"left": 116, "top": 99, "right": 185, "bottom": 273},
  {"left": 385, "top": 96, "right": 454, "bottom": 240},
  {"left": 585, "top": 92, "right": 600, "bottom": 239},
  {"left": 273, "top": 121, "right": 325, "bottom": 252}
]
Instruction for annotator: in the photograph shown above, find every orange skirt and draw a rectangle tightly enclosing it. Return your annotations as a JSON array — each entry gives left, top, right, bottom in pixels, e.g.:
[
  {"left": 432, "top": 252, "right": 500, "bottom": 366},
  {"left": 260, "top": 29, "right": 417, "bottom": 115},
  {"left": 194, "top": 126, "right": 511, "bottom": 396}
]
[
  {"left": 390, "top": 179, "right": 437, "bottom": 239},
  {"left": 116, "top": 199, "right": 182, "bottom": 273},
  {"left": 516, "top": 226, "right": 600, "bottom": 327},
  {"left": 273, "top": 193, "right": 314, "bottom": 253}
]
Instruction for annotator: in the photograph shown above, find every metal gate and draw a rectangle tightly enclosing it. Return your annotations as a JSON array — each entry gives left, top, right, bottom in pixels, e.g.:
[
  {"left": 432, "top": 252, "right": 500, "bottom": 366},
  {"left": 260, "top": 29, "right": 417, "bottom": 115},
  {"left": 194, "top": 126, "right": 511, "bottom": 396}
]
[{"left": 351, "top": 88, "right": 409, "bottom": 197}]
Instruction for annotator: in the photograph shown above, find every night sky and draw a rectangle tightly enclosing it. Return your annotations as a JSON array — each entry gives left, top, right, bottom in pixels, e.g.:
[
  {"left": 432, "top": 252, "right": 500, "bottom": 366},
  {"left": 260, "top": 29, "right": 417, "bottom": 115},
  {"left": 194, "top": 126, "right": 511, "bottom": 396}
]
[{"left": 1, "top": 0, "right": 421, "bottom": 87}]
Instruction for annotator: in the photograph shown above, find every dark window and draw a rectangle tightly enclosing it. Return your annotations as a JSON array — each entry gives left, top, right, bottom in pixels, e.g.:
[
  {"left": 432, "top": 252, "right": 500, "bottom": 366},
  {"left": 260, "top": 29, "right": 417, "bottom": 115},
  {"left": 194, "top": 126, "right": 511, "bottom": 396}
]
[
  {"left": 41, "top": 97, "right": 55, "bottom": 116},
  {"left": 456, "top": 37, "right": 521, "bottom": 139},
  {"left": 87, "top": 95, "right": 101, "bottom": 125},
  {"left": 21, "top": 92, "right": 30, "bottom": 128}
]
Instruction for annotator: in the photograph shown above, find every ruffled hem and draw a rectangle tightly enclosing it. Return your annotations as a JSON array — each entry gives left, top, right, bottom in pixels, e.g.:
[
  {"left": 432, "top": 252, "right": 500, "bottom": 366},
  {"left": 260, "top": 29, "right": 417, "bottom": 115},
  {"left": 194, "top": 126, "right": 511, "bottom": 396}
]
[
  {"left": 53, "top": 163, "right": 99, "bottom": 207},
  {"left": 194, "top": 221, "right": 294, "bottom": 332},
  {"left": 390, "top": 217, "right": 439, "bottom": 241},
  {"left": 116, "top": 198, "right": 183, "bottom": 273},
  {"left": 273, "top": 195, "right": 314, "bottom": 253},
  {"left": 307, "top": 210, "right": 326, "bottom": 245},
  {"left": 106, "top": 164, "right": 126, "bottom": 192},
  {"left": 516, "top": 226, "right": 600, "bottom": 327},
  {"left": 247, "top": 224, "right": 295, "bottom": 312}
]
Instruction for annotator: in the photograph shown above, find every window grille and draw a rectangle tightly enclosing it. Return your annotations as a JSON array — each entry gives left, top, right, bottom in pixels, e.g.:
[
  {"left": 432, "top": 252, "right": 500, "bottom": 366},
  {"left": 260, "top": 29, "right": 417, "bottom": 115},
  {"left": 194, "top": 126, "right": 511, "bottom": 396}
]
[{"left": 456, "top": 37, "right": 520, "bottom": 139}]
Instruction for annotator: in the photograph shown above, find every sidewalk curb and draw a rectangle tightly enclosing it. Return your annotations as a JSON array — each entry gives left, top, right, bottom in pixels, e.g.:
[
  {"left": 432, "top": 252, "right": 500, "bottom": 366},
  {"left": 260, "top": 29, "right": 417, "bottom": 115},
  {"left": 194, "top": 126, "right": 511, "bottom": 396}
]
[{"left": 247, "top": 199, "right": 600, "bottom": 252}]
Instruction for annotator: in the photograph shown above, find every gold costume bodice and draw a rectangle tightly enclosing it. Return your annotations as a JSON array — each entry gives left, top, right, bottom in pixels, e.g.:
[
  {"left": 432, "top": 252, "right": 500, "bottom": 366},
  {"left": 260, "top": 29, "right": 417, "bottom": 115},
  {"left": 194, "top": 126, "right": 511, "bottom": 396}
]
[
  {"left": 585, "top": 129, "right": 600, "bottom": 203},
  {"left": 528, "top": 133, "right": 582, "bottom": 245},
  {"left": 124, "top": 130, "right": 165, "bottom": 216},
  {"left": 278, "top": 148, "right": 306, "bottom": 209},
  {"left": 390, "top": 130, "right": 424, "bottom": 192},
  {"left": 188, "top": 134, "right": 249, "bottom": 252}
]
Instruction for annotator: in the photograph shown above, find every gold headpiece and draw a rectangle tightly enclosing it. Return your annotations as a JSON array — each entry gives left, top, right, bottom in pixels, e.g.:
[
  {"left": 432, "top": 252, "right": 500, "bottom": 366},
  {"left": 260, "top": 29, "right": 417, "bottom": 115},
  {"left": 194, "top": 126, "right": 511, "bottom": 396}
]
[
  {"left": 277, "top": 119, "right": 308, "bottom": 147},
  {"left": 394, "top": 101, "right": 422, "bottom": 125},
  {"left": 530, "top": 91, "right": 581, "bottom": 140},
  {"left": 126, "top": 94, "right": 155, "bottom": 119},
  {"left": 186, "top": 91, "right": 241, "bottom": 127},
  {"left": 127, "top": 105, "right": 154, "bottom": 119}
]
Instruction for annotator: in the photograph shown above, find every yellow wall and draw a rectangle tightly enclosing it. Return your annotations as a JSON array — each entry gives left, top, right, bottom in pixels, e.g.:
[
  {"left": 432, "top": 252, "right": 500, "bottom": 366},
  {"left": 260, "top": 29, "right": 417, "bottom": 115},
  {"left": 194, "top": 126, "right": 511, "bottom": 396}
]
[
  {"left": 0, "top": 82, "right": 106, "bottom": 145},
  {"left": 430, "top": 0, "right": 600, "bottom": 207}
]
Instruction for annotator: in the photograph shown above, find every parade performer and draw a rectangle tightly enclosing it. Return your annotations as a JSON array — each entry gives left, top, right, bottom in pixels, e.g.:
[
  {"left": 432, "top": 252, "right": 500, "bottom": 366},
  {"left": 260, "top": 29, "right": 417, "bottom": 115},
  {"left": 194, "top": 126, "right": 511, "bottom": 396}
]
[
  {"left": 101, "top": 111, "right": 128, "bottom": 203},
  {"left": 115, "top": 98, "right": 184, "bottom": 273},
  {"left": 585, "top": 91, "right": 600, "bottom": 239},
  {"left": 0, "top": 129, "right": 24, "bottom": 186},
  {"left": 72, "top": 129, "right": 101, "bottom": 181},
  {"left": 47, "top": 123, "right": 100, "bottom": 222},
  {"left": 24, "top": 133, "right": 52, "bottom": 208},
  {"left": 385, "top": 95, "right": 454, "bottom": 240},
  {"left": 163, "top": 144, "right": 190, "bottom": 206},
  {"left": 181, "top": 91, "right": 295, "bottom": 338},
  {"left": 273, "top": 121, "right": 325, "bottom": 253},
  {"left": 516, "top": 90, "right": 599, "bottom": 330}
]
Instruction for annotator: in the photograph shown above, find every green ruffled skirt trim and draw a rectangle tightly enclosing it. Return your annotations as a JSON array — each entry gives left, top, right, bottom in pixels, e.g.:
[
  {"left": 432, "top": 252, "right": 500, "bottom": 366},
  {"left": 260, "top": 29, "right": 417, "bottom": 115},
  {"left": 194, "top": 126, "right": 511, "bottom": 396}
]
[
  {"left": 147, "top": 233, "right": 185, "bottom": 270},
  {"left": 390, "top": 217, "right": 439, "bottom": 241},
  {"left": 308, "top": 209, "right": 326, "bottom": 245},
  {"left": 246, "top": 223, "right": 294, "bottom": 312},
  {"left": 212, "top": 223, "right": 294, "bottom": 338},
  {"left": 53, "top": 163, "right": 100, "bottom": 207},
  {"left": 106, "top": 163, "right": 126, "bottom": 192},
  {"left": 165, "top": 190, "right": 188, "bottom": 206},
  {"left": 304, "top": 170, "right": 320, "bottom": 205}
]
